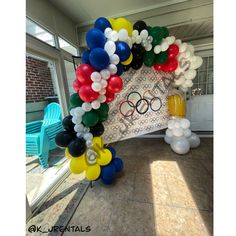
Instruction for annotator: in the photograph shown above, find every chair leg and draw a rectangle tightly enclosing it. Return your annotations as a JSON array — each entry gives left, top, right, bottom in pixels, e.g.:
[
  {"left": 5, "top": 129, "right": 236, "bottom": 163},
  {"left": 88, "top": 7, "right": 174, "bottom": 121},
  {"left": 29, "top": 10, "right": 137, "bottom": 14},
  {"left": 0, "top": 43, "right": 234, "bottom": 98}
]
[{"left": 38, "top": 153, "right": 49, "bottom": 169}]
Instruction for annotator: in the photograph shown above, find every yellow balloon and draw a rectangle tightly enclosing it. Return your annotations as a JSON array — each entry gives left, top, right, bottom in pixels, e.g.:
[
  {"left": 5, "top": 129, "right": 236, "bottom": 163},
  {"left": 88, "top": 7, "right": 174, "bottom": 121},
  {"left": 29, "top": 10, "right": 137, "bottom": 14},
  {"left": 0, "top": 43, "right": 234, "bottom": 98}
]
[
  {"left": 65, "top": 148, "right": 73, "bottom": 159},
  {"left": 92, "top": 136, "right": 104, "bottom": 152},
  {"left": 121, "top": 53, "right": 133, "bottom": 65},
  {"left": 108, "top": 18, "right": 115, "bottom": 28},
  {"left": 168, "top": 95, "right": 186, "bottom": 117},
  {"left": 70, "top": 154, "right": 88, "bottom": 174},
  {"left": 113, "top": 18, "right": 133, "bottom": 36},
  {"left": 86, "top": 164, "right": 101, "bottom": 181},
  {"left": 97, "top": 149, "right": 112, "bottom": 166}
]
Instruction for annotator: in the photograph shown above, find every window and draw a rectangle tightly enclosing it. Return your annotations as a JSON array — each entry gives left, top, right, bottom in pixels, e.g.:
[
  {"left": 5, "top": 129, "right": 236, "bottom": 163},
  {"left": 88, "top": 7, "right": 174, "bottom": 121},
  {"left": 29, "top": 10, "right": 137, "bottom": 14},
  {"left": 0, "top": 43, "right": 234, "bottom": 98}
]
[
  {"left": 26, "top": 18, "right": 56, "bottom": 47},
  {"left": 64, "top": 60, "right": 76, "bottom": 95},
  {"left": 191, "top": 56, "right": 213, "bottom": 96},
  {"left": 59, "top": 37, "right": 78, "bottom": 56}
]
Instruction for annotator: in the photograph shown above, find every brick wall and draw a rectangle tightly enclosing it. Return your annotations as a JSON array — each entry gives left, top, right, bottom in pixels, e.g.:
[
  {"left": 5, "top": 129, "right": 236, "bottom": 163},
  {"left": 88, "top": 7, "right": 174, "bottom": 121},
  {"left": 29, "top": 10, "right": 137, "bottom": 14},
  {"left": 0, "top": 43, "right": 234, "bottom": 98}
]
[{"left": 26, "top": 56, "right": 55, "bottom": 103}]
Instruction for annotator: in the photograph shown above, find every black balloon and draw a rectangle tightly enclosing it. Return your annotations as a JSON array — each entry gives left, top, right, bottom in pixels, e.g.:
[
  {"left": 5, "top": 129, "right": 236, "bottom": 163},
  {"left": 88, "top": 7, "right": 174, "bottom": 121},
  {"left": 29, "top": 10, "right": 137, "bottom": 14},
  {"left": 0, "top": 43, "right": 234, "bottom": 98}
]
[
  {"left": 68, "top": 138, "right": 86, "bottom": 157},
  {"left": 62, "top": 115, "right": 75, "bottom": 132},
  {"left": 55, "top": 131, "right": 76, "bottom": 148},
  {"left": 131, "top": 59, "right": 143, "bottom": 70},
  {"left": 89, "top": 122, "right": 105, "bottom": 137},
  {"left": 131, "top": 44, "right": 145, "bottom": 60},
  {"left": 133, "top": 20, "right": 147, "bottom": 33},
  {"left": 122, "top": 64, "right": 131, "bottom": 72}
]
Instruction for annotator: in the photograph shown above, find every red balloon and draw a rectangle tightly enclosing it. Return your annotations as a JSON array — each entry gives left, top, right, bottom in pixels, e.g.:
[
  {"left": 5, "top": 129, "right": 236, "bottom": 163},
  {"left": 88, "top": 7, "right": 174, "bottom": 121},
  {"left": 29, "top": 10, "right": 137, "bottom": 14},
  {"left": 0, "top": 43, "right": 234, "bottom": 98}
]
[
  {"left": 153, "top": 64, "right": 163, "bottom": 71},
  {"left": 105, "top": 91, "right": 115, "bottom": 103},
  {"left": 73, "top": 79, "right": 81, "bottom": 92},
  {"left": 79, "top": 85, "right": 99, "bottom": 102},
  {"left": 161, "top": 63, "right": 169, "bottom": 72},
  {"left": 75, "top": 64, "right": 95, "bottom": 85},
  {"left": 107, "top": 75, "right": 123, "bottom": 93},
  {"left": 168, "top": 44, "right": 179, "bottom": 59},
  {"left": 166, "top": 58, "right": 178, "bottom": 72}
]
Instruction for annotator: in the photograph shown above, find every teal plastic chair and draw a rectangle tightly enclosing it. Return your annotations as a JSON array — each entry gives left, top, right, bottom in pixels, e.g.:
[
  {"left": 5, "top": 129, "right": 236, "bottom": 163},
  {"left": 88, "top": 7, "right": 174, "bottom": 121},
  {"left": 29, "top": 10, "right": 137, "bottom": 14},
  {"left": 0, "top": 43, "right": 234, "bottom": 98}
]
[{"left": 26, "top": 103, "right": 63, "bottom": 169}]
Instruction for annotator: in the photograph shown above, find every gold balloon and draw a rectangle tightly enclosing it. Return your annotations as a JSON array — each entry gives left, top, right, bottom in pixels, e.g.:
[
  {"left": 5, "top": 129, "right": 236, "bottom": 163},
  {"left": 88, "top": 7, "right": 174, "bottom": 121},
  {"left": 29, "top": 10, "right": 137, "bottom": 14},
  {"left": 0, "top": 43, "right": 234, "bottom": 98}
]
[
  {"left": 65, "top": 148, "right": 73, "bottom": 159},
  {"left": 113, "top": 18, "right": 133, "bottom": 36},
  {"left": 168, "top": 95, "right": 186, "bottom": 117},
  {"left": 70, "top": 154, "right": 88, "bottom": 174},
  {"left": 108, "top": 18, "right": 115, "bottom": 28},
  {"left": 92, "top": 136, "right": 104, "bottom": 152},
  {"left": 121, "top": 52, "right": 133, "bottom": 65},
  {"left": 97, "top": 149, "right": 112, "bottom": 166},
  {"left": 86, "top": 164, "right": 101, "bottom": 181}
]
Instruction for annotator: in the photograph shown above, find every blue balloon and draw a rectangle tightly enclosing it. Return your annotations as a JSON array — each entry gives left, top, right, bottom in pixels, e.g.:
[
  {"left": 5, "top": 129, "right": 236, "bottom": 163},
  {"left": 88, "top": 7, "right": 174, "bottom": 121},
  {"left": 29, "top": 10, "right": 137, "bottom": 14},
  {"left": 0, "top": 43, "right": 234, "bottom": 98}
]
[
  {"left": 86, "top": 28, "right": 106, "bottom": 49},
  {"left": 94, "top": 17, "right": 111, "bottom": 32},
  {"left": 89, "top": 48, "right": 110, "bottom": 71},
  {"left": 81, "top": 50, "right": 90, "bottom": 64},
  {"left": 101, "top": 177, "right": 113, "bottom": 185},
  {"left": 112, "top": 157, "right": 124, "bottom": 172},
  {"left": 116, "top": 63, "right": 124, "bottom": 76},
  {"left": 115, "top": 42, "right": 131, "bottom": 62},
  {"left": 101, "top": 163, "right": 116, "bottom": 180},
  {"left": 107, "top": 146, "right": 116, "bottom": 159}
]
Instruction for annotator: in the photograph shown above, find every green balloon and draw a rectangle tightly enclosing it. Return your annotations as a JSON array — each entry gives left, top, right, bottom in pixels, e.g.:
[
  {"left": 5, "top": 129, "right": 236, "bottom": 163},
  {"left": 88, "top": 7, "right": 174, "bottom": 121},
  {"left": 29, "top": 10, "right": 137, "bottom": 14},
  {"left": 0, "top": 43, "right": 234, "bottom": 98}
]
[
  {"left": 70, "top": 93, "right": 83, "bottom": 107},
  {"left": 82, "top": 110, "right": 99, "bottom": 127},
  {"left": 99, "top": 113, "right": 109, "bottom": 122},
  {"left": 162, "top": 27, "right": 169, "bottom": 38},
  {"left": 96, "top": 103, "right": 109, "bottom": 117},
  {"left": 143, "top": 50, "right": 155, "bottom": 67},
  {"left": 149, "top": 26, "right": 164, "bottom": 46},
  {"left": 155, "top": 51, "right": 168, "bottom": 64}
]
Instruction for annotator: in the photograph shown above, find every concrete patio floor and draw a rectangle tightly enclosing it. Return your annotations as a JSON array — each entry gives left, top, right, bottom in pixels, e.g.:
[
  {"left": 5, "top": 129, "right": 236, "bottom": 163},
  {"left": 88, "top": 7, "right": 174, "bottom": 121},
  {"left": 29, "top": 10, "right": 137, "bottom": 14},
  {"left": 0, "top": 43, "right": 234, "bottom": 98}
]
[{"left": 27, "top": 137, "right": 213, "bottom": 236}]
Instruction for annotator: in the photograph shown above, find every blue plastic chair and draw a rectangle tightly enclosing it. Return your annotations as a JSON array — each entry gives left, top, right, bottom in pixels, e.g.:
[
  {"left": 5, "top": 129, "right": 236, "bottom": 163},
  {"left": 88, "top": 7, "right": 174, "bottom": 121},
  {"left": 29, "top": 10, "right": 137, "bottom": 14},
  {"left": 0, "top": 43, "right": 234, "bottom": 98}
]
[{"left": 26, "top": 103, "right": 64, "bottom": 169}]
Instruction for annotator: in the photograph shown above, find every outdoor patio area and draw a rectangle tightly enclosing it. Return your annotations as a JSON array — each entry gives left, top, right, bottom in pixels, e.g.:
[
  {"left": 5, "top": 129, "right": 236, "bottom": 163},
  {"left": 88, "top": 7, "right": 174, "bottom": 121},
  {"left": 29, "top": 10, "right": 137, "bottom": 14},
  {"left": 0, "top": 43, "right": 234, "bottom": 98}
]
[
  {"left": 27, "top": 137, "right": 213, "bottom": 236},
  {"left": 26, "top": 148, "right": 69, "bottom": 205}
]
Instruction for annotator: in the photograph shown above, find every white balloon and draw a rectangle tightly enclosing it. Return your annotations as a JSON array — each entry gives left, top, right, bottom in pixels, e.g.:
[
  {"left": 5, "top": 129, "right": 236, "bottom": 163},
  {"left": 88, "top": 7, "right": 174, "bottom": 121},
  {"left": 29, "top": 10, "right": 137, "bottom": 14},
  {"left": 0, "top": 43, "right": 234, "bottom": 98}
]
[
  {"left": 136, "top": 35, "right": 142, "bottom": 44},
  {"left": 180, "top": 118, "right": 190, "bottom": 129},
  {"left": 109, "top": 54, "right": 120, "bottom": 65},
  {"left": 185, "top": 69, "right": 197, "bottom": 80},
  {"left": 118, "top": 29, "right": 128, "bottom": 41},
  {"left": 132, "top": 30, "right": 139, "bottom": 37},
  {"left": 175, "top": 39, "right": 182, "bottom": 46},
  {"left": 154, "top": 45, "right": 161, "bottom": 54},
  {"left": 179, "top": 86, "right": 188, "bottom": 93},
  {"left": 99, "top": 88, "right": 106, "bottom": 95},
  {"left": 107, "top": 64, "right": 117, "bottom": 75},
  {"left": 69, "top": 108, "right": 75, "bottom": 116},
  {"left": 73, "top": 107, "right": 85, "bottom": 117},
  {"left": 169, "top": 36, "right": 176, "bottom": 44},
  {"left": 91, "top": 71, "right": 101, "bottom": 82},
  {"left": 76, "top": 132, "right": 83, "bottom": 138},
  {"left": 167, "top": 119, "right": 175, "bottom": 129},
  {"left": 83, "top": 132, "right": 93, "bottom": 141},
  {"left": 184, "top": 79, "right": 193, "bottom": 88},
  {"left": 164, "top": 135, "right": 172, "bottom": 144},
  {"left": 161, "top": 41, "right": 169, "bottom": 51},
  {"left": 110, "top": 31, "right": 119, "bottom": 42},
  {"left": 174, "top": 66, "right": 183, "bottom": 76},
  {"left": 183, "top": 129, "right": 191, "bottom": 138},
  {"left": 194, "top": 56, "right": 203, "bottom": 69},
  {"left": 179, "top": 43, "right": 187, "bottom": 53},
  {"left": 172, "top": 127, "right": 184, "bottom": 137},
  {"left": 188, "top": 133, "right": 200, "bottom": 148},
  {"left": 171, "top": 136, "right": 190, "bottom": 155},
  {"left": 174, "top": 75, "right": 185, "bottom": 86},
  {"left": 188, "top": 44, "right": 195, "bottom": 54},
  {"left": 126, "top": 37, "right": 133, "bottom": 48},
  {"left": 104, "top": 27, "right": 112, "bottom": 38},
  {"left": 91, "top": 82, "right": 102, "bottom": 92},
  {"left": 166, "top": 128, "right": 173, "bottom": 137},
  {"left": 100, "top": 69, "right": 110, "bottom": 80},
  {"left": 86, "top": 139, "right": 93, "bottom": 147},
  {"left": 131, "top": 36, "right": 137, "bottom": 44},
  {"left": 145, "top": 43, "right": 152, "bottom": 51},
  {"left": 98, "top": 95, "right": 106, "bottom": 103},
  {"left": 174, "top": 120, "right": 181, "bottom": 128},
  {"left": 104, "top": 40, "right": 116, "bottom": 56},
  {"left": 82, "top": 102, "right": 92, "bottom": 112},
  {"left": 100, "top": 79, "right": 108, "bottom": 88},
  {"left": 91, "top": 100, "right": 101, "bottom": 110},
  {"left": 72, "top": 116, "right": 82, "bottom": 124},
  {"left": 166, "top": 37, "right": 172, "bottom": 45},
  {"left": 74, "top": 124, "right": 84, "bottom": 133},
  {"left": 140, "top": 29, "right": 148, "bottom": 39}
]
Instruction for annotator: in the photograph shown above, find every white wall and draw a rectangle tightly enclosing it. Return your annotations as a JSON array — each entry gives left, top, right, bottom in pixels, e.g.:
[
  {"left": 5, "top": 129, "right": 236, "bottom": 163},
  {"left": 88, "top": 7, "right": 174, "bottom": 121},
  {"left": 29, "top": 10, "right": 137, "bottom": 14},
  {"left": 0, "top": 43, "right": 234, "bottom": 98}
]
[{"left": 26, "top": 0, "right": 78, "bottom": 46}]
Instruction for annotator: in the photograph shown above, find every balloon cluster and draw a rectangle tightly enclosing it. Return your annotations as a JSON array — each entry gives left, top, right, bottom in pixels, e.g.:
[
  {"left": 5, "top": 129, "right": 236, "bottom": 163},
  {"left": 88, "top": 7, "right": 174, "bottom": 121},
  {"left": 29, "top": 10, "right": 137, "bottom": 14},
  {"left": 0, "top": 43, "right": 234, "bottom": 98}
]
[{"left": 164, "top": 117, "right": 200, "bottom": 155}]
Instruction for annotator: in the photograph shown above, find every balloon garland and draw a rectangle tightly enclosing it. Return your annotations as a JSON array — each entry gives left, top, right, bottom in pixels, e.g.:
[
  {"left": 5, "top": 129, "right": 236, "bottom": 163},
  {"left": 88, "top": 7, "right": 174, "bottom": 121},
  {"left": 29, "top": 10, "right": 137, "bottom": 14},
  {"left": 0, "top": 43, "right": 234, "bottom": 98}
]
[{"left": 55, "top": 16, "right": 203, "bottom": 183}]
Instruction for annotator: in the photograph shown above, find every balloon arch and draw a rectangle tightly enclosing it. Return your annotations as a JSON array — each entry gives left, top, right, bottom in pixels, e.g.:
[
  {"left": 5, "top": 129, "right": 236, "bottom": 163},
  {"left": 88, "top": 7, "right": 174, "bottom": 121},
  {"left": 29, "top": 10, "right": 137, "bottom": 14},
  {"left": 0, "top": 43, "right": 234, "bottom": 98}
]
[{"left": 55, "top": 17, "right": 202, "bottom": 185}]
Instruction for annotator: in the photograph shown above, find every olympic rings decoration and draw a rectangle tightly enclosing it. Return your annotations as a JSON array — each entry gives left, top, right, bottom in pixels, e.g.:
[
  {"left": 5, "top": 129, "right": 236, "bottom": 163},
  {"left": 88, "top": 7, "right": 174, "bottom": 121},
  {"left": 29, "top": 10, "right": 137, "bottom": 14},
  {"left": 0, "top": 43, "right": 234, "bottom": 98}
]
[{"left": 119, "top": 91, "right": 162, "bottom": 117}]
